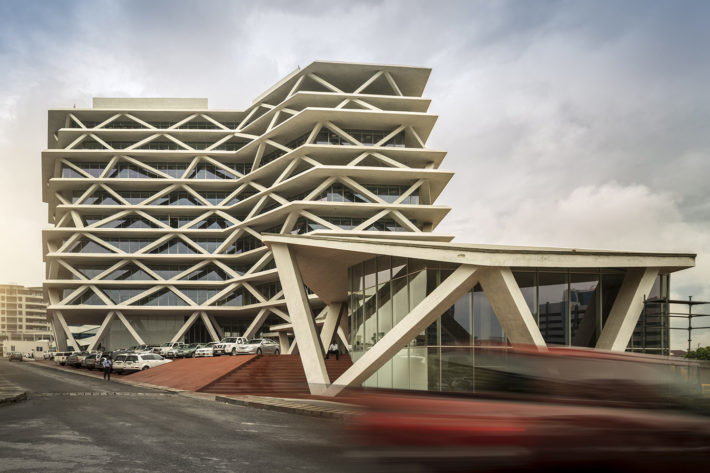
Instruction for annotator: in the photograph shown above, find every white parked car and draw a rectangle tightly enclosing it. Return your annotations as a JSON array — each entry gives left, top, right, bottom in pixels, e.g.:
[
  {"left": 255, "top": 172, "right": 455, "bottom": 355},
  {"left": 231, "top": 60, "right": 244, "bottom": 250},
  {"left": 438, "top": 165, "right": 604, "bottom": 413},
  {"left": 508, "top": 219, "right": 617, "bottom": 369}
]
[
  {"left": 154, "top": 342, "right": 184, "bottom": 356},
  {"left": 53, "top": 352, "right": 74, "bottom": 366},
  {"left": 213, "top": 337, "right": 247, "bottom": 356},
  {"left": 112, "top": 354, "right": 128, "bottom": 374},
  {"left": 235, "top": 338, "right": 280, "bottom": 356},
  {"left": 194, "top": 342, "right": 218, "bottom": 357},
  {"left": 122, "top": 353, "right": 172, "bottom": 372}
]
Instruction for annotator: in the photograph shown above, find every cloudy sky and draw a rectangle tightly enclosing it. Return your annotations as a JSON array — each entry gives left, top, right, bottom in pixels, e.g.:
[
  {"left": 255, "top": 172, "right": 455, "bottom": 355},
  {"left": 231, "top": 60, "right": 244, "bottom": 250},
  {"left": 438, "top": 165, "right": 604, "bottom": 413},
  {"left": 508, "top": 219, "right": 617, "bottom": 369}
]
[{"left": 1, "top": 0, "right": 708, "bottom": 347}]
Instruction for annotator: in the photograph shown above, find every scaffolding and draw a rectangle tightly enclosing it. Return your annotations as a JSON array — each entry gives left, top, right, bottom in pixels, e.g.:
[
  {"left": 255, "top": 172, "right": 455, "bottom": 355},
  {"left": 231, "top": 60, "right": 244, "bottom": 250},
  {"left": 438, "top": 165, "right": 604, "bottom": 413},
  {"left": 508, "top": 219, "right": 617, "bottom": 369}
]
[{"left": 661, "top": 296, "right": 710, "bottom": 353}]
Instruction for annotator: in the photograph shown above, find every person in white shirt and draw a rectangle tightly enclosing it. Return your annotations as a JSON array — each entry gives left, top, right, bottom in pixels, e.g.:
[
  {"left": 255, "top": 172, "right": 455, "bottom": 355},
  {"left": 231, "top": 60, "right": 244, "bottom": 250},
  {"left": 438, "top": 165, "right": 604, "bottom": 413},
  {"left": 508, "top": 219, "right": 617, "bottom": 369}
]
[{"left": 326, "top": 342, "right": 339, "bottom": 360}]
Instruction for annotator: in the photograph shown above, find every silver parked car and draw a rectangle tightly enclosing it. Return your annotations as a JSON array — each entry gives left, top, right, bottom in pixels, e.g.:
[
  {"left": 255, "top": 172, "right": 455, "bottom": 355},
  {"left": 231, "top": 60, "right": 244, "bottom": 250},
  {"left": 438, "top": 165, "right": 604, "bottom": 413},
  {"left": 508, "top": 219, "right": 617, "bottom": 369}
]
[
  {"left": 235, "top": 338, "right": 280, "bottom": 355},
  {"left": 122, "top": 353, "right": 172, "bottom": 372}
]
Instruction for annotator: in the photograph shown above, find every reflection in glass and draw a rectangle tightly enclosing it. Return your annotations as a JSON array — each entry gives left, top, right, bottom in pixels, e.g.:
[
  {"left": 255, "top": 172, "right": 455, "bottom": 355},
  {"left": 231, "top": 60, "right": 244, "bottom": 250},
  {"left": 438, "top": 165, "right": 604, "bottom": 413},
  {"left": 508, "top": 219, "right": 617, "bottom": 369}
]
[
  {"left": 538, "top": 272, "right": 568, "bottom": 346},
  {"left": 569, "top": 273, "right": 600, "bottom": 347},
  {"left": 473, "top": 285, "right": 505, "bottom": 346}
]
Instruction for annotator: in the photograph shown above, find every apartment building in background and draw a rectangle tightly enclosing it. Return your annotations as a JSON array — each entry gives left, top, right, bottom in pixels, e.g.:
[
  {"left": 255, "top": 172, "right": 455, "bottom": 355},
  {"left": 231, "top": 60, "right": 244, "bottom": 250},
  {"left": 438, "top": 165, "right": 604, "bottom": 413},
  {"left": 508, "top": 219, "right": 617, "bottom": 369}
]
[{"left": 0, "top": 284, "right": 52, "bottom": 354}]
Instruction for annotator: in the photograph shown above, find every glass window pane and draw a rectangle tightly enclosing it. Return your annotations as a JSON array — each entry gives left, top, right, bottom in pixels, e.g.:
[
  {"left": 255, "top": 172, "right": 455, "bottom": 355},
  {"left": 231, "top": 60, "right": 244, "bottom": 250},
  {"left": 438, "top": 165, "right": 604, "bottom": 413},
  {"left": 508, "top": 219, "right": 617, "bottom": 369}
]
[
  {"left": 538, "top": 272, "right": 569, "bottom": 346},
  {"left": 570, "top": 273, "right": 600, "bottom": 347}
]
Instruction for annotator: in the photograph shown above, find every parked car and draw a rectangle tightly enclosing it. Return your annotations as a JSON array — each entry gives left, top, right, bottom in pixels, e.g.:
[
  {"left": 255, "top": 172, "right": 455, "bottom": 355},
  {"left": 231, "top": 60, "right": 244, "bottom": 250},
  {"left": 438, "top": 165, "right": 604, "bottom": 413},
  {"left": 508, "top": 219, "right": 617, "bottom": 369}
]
[
  {"left": 54, "top": 351, "right": 73, "bottom": 366},
  {"left": 154, "top": 342, "right": 184, "bottom": 356},
  {"left": 213, "top": 337, "right": 247, "bottom": 356},
  {"left": 130, "top": 345, "right": 151, "bottom": 353},
  {"left": 194, "top": 342, "right": 217, "bottom": 357},
  {"left": 8, "top": 352, "right": 22, "bottom": 361},
  {"left": 65, "top": 352, "right": 87, "bottom": 368},
  {"left": 180, "top": 343, "right": 205, "bottom": 358},
  {"left": 235, "top": 338, "right": 280, "bottom": 355},
  {"left": 82, "top": 354, "right": 99, "bottom": 370},
  {"left": 165, "top": 343, "right": 187, "bottom": 358},
  {"left": 122, "top": 353, "right": 172, "bottom": 372},
  {"left": 112, "top": 354, "right": 128, "bottom": 374}
]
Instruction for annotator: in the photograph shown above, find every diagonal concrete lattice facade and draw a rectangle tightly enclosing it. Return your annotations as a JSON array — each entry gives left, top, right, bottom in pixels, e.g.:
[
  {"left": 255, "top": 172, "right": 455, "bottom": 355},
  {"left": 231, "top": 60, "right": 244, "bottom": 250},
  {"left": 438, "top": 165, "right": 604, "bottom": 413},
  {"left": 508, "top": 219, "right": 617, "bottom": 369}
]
[{"left": 41, "top": 61, "right": 454, "bottom": 350}]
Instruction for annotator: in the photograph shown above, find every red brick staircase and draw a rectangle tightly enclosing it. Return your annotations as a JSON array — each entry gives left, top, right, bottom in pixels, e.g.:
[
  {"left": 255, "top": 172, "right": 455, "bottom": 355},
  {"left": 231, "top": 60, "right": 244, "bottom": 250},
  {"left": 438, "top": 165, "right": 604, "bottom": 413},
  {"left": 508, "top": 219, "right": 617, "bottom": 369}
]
[{"left": 199, "top": 354, "right": 352, "bottom": 396}]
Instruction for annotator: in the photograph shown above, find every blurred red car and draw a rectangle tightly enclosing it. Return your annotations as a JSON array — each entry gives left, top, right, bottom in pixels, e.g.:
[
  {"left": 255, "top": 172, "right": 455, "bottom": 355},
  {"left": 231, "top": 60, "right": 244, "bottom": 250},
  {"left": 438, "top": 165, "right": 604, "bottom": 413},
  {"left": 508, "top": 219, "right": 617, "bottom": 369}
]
[{"left": 347, "top": 347, "right": 710, "bottom": 472}]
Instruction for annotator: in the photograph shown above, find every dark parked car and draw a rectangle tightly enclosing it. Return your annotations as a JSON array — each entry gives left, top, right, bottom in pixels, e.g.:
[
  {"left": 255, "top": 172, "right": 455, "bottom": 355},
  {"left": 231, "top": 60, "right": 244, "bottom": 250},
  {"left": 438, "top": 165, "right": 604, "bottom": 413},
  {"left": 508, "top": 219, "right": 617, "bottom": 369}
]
[
  {"left": 82, "top": 354, "right": 99, "bottom": 370},
  {"left": 65, "top": 351, "right": 90, "bottom": 368},
  {"left": 177, "top": 343, "right": 204, "bottom": 358}
]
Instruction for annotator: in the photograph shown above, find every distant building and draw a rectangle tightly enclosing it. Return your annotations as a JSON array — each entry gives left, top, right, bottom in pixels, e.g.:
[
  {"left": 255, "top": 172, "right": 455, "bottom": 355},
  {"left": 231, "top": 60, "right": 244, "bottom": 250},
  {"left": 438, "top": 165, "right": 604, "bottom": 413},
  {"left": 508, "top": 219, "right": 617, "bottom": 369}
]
[{"left": 0, "top": 284, "right": 52, "bottom": 354}]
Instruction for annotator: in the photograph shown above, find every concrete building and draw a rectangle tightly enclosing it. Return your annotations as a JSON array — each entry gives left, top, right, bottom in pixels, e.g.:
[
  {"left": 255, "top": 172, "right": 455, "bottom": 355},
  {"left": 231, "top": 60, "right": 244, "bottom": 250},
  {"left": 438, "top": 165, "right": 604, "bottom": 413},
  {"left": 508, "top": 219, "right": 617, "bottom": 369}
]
[
  {"left": 42, "top": 61, "right": 451, "bottom": 351},
  {"left": 261, "top": 235, "right": 692, "bottom": 395},
  {"left": 42, "top": 60, "right": 695, "bottom": 397},
  {"left": 0, "top": 284, "right": 52, "bottom": 355}
]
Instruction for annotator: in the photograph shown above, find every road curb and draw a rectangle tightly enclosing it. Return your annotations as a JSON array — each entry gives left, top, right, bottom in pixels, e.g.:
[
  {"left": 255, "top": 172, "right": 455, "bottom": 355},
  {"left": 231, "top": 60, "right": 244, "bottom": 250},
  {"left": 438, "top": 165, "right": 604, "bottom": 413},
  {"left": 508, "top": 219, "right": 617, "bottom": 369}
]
[
  {"left": 23, "top": 361, "right": 182, "bottom": 393},
  {"left": 26, "top": 360, "right": 359, "bottom": 419},
  {"left": 0, "top": 391, "right": 28, "bottom": 406},
  {"left": 215, "top": 395, "right": 357, "bottom": 419}
]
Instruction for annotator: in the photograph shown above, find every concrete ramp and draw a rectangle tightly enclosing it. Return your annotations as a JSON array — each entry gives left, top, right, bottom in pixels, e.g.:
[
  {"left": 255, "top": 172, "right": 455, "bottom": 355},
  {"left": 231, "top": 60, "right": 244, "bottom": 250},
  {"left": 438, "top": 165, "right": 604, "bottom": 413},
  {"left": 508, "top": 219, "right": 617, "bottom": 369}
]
[{"left": 126, "top": 356, "right": 256, "bottom": 391}]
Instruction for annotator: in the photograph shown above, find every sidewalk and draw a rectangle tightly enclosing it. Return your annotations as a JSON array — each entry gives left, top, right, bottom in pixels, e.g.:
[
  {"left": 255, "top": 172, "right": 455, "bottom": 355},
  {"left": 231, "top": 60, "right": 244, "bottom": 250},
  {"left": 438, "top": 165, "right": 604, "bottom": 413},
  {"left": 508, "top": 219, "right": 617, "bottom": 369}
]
[
  {"left": 27, "top": 360, "right": 361, "bottom": 419},
  {"left": 0, "top": 362, "right": 27, "bottom": 406}
]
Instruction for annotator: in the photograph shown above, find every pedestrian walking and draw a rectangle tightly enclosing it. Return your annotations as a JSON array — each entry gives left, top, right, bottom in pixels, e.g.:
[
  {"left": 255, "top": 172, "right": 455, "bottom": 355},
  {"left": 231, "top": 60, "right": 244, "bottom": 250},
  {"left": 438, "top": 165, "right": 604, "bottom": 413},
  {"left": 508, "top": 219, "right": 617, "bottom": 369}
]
[
  {"left": 102, "top": 356, "right": 112, "bottom": 381},
  {"left": 326, "top": 342, "right": 339, "bottom": 360}
]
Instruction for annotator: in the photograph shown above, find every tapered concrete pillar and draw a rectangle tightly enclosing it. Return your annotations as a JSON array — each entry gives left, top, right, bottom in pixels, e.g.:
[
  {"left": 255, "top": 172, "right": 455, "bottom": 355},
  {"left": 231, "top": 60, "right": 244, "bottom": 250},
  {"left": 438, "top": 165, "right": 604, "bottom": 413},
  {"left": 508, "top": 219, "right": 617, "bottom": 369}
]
[
  {"left": 596, "top": 268, "right": 659, "bottom": 351},
  {"left": 208, "top": 314, "right": 224, "bottom": 339},
  {"left": 243, "top": 308, "right": 270, "bottom": 339},
  {"left": 88, "top": 311, "right": 115, "bottom": 351},
  {"left": 201, "top": 312, "right": 220, "bottom": 342},
  {"left": 115, "top": 311, "right": 145, "bottom": 345},
  {"left": 278, "top": 332, "right": 290, "bottom": 353},
  {"left": 52, "top": 312, "right": 75, "bottom": 351},
  {"left": 320, "top": 302, "right": 344, "bottom": 349},
  {"left": 327, "top": 264, "right": 479, "bottom": 396},
  {"left": 171, "top": 312, "right": 200, "bottom": 343},
  {"left": 271, "top": 243, "right": 330, "bottom": 394},
  {"left": 478, "top": 268, "right": 546, "bottom": 347}
]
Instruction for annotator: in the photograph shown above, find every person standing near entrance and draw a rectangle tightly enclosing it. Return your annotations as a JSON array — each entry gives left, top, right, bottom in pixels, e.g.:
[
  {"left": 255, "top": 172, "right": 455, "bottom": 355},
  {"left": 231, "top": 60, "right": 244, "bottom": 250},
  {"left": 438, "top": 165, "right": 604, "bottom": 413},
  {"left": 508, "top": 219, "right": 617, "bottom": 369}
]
[
  {"left": 102, "top": 356, "right": 112, "bottom": 381},
  {"left": 326, "top": 342, "right": 339, "bottom": 360}
]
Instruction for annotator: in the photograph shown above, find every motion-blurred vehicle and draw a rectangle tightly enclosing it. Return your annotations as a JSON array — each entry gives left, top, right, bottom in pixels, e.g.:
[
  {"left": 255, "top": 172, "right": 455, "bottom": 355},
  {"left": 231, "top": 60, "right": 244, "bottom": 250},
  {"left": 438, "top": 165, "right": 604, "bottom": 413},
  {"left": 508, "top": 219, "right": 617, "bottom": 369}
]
[
  {"left": 122, "top": 353, "right": 172, "bottom": 372},
  {"left": 235, "top": 338, "right": 279, "bottom": 355},
  {"left": 8, "top": 352, "right": 22, "bottom": 361},
  {"left": 347, "top": 347, "right": 710, "bottom": 472}
]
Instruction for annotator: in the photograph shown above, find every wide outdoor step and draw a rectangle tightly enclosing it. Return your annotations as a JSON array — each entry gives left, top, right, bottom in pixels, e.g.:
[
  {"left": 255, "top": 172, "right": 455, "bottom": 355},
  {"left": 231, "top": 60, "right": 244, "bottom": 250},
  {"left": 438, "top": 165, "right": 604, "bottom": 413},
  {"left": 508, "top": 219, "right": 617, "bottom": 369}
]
[{"left": 200, "top": 354, "right": 353, "bottom": 396}]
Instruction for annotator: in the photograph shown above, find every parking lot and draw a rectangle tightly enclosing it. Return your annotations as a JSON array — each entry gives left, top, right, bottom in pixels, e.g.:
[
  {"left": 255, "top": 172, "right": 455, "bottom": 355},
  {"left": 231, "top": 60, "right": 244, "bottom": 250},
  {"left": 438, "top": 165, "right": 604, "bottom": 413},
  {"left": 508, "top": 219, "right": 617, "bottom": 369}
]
[{"left": 0, "top": 358, "right": 365, "bottom": 473}]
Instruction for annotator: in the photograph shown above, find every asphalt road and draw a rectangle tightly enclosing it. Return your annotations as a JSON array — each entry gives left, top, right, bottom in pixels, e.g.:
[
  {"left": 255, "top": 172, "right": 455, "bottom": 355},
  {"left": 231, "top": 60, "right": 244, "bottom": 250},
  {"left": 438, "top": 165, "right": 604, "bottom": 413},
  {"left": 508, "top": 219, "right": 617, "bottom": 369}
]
[{"left": 0, "top": 359, "right": 363, "bottom": 473}]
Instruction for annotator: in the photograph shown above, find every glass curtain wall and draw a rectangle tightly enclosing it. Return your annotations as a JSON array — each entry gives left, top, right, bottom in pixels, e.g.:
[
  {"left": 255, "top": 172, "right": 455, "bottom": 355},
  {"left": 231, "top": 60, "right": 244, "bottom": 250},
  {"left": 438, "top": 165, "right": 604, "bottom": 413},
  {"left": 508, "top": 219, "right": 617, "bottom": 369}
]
[{"left": 349, "top": 257, "right": 670, "bottom": 393}]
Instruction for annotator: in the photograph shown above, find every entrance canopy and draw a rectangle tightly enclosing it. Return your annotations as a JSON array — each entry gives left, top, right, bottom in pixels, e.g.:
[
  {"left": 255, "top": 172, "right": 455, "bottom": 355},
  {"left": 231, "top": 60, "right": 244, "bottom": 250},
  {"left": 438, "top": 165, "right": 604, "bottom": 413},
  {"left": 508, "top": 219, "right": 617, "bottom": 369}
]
[{"left": 262, "top": 234, "right": 695, "bottom": 395}]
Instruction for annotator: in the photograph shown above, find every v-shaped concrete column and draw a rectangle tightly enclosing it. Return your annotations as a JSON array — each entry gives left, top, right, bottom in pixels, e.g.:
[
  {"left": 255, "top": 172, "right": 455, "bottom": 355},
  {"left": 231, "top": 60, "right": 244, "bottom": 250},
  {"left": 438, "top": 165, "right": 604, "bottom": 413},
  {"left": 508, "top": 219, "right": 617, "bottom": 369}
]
[
  {"left": 170, "top": 312, "right": 200, "bottom": 343},
  {"left": 596, "top": 268, "right": 659, "bottom": 351},
  {"left": 478, "top": 268, "right": 546, "bottom": 347},
  {"left": 271, "top": 243, "right": 330, "bottom": 395},
  {"left": 53, "top": 311, "right": 80, "bottom": 351},
  {"left": 200, "top": 312, "right": 220, "bottom": 342},
  {"left": 326, "top": 264, "right": 480, "bottom": 396},
  {"left": 115, "top": 311, "right": 145, "bottom": 345},
  {"left": 88, "top": 311, "right": 116, "bottom": 351},
  {"left": 320, "top": 302, "right": 345, "bottom": 348}
]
